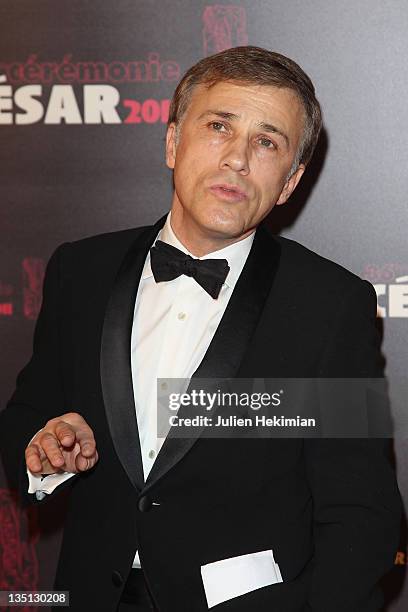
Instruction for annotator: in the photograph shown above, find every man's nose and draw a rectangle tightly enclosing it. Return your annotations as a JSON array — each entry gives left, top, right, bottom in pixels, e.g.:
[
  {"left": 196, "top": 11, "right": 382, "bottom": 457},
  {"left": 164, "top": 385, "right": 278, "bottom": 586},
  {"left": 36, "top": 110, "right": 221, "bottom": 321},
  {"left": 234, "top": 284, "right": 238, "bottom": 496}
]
[{"left": 219, "top": 137, "right": 250, "bottom": 174}]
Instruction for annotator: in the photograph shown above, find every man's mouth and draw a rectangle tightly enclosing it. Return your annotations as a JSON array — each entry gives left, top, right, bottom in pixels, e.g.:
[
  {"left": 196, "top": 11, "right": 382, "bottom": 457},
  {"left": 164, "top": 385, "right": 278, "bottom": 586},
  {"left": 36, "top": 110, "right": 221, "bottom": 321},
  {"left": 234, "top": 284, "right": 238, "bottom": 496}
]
[{"left": 209, "top": 184, "right": 247, "bottom": 202}]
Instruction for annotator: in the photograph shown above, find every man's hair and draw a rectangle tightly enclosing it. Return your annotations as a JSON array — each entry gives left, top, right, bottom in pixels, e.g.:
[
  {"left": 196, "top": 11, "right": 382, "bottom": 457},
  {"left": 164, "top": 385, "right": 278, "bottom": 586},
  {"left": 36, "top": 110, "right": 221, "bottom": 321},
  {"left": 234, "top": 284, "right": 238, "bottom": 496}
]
[{"left": 168, "top": 46, "right": 322, "bottom": 173}]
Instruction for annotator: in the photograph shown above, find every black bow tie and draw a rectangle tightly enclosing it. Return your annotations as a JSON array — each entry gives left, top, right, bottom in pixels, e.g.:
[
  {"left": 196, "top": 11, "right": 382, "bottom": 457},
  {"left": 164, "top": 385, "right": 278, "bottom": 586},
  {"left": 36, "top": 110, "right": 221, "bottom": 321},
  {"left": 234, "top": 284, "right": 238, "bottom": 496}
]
[{"left": 150, "top": 240, "right": 230, "bottom": 299}]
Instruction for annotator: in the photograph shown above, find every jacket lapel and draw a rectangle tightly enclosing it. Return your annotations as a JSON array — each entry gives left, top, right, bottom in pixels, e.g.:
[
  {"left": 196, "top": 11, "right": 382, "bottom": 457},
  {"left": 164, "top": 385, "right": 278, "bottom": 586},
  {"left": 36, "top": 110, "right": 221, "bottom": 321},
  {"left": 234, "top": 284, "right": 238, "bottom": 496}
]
[
  {"left": 143, "top": 222, "right": 281, "bottom": 492},
  {"left": 100, "top": 214, "right": 282, "bottom": 495},
  {"left": 100, "top": 214, "right": 168, "bottom": 492}
]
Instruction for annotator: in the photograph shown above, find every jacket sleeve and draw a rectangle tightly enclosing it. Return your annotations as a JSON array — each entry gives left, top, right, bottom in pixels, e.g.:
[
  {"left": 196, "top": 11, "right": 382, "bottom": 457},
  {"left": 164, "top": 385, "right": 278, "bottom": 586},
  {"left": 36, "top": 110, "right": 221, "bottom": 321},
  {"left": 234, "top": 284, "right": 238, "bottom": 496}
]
[
  {"left": 304, "top": 279, "right": 402, "bottom": 611},
  {"left": 0, "top": 242, "right": 79, "bottom": 506}
]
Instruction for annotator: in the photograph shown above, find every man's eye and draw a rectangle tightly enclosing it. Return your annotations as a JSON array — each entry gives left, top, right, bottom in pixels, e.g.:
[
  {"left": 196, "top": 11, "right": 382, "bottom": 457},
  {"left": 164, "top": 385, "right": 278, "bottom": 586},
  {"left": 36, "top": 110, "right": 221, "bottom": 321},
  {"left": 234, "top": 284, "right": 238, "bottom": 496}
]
[
  {"left": 258, "top": 137, "right": 275, "bottom": 148},
  {"left": 210, "top": 121, "right": 226, "bottom": 132}
]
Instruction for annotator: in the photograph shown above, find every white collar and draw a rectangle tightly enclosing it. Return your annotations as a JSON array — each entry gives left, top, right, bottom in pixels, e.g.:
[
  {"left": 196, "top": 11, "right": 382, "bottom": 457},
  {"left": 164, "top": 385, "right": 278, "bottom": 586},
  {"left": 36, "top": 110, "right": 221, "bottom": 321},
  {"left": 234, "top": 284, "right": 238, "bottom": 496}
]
[{"left": 142, "top": 210, "right": 255, "bottom": 289}]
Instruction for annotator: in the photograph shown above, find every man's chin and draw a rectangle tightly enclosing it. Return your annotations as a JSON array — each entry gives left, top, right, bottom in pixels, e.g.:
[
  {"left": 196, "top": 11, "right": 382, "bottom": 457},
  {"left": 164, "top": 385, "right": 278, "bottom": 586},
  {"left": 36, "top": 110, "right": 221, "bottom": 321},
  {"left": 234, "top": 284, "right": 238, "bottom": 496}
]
[{"left": 196, "top": 221, "right": 250, "bottom": 244}]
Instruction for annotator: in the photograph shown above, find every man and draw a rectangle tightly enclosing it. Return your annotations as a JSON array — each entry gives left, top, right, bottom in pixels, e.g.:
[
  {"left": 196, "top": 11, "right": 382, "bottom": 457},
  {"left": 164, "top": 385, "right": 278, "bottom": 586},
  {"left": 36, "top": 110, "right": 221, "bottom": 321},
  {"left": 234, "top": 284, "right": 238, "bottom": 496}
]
[{"left": 0, "top": 46, "right": 401, "bottom": 611}]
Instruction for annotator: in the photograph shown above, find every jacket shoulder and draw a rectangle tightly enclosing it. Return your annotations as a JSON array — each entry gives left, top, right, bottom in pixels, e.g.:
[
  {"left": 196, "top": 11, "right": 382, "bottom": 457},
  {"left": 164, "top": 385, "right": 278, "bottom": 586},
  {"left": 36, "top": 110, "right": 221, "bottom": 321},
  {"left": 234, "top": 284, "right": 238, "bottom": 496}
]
[
  {"left": 274, "top": 233, "right": 368, "bottom": 292},
  {"left": 50, "top": 224, "right": 155, "bottom": 286},
  {"left": 59, "top": 223, "right": 152, "bottom": 263},
  {"left": 68, "top": 224, "right": 151, "bottom": 252}
]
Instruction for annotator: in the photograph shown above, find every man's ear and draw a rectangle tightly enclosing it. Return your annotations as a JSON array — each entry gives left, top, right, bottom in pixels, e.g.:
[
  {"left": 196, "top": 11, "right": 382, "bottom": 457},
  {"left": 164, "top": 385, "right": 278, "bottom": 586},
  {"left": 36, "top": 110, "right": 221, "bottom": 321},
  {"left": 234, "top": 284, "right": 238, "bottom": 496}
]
[
  {"left": 166, "top": 122, "right": 177, "bottom": 169},
  {"left": 276, "top": 164, "right": 305, "bottom": 206}
]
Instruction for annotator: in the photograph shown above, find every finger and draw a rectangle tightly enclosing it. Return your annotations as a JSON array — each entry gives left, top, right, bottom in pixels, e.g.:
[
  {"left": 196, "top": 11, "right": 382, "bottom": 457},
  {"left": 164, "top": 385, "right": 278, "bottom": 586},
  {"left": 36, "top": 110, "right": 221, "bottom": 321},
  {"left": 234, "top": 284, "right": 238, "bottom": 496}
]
[
  {"left": 25, "top": 443, "right": 44, "bottom": 473},
  {"left": 75, "top": 453, "right": 96, "bottom": 472},
  {"left": 75, "top": 449, "right": 98, "bottom": 472},
  {"left": 39, "top": 432, "right": 66, "bottom": 468},
  {"left": 54, "top": 421, "right": 76, "bottom": 447},
  {"left": 75, "top": 454, "right": 89, "bottom": 472},
  {"left": 75, "top": 428, "right": 97, "bottom": 458}
]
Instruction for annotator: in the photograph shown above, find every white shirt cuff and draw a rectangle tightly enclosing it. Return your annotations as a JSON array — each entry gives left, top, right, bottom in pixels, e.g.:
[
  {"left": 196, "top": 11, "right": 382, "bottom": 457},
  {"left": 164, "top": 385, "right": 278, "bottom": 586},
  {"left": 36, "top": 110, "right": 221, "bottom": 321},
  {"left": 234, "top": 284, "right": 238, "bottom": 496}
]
[{"left": 27, "top": 470, "right": 76, "bottom": 499}]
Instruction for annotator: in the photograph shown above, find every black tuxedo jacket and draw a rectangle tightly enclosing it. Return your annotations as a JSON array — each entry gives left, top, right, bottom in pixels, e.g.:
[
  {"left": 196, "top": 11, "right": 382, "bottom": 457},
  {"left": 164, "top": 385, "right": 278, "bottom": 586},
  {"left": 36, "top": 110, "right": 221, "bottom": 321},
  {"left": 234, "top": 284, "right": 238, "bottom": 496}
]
[{"left": 0, "top": 214, "right": 402, "bottom": 612}]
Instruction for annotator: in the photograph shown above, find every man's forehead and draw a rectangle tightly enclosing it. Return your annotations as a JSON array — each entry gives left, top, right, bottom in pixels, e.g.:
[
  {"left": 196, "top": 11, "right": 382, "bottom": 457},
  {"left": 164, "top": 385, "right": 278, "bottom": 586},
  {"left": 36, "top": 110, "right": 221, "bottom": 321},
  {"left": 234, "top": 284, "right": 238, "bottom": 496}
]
[
  {"left": 186, "top": 80, "right": 304, "bottom": 137},
  {"left": 189, "top": 80, "right": 302, "bottom": 115}
]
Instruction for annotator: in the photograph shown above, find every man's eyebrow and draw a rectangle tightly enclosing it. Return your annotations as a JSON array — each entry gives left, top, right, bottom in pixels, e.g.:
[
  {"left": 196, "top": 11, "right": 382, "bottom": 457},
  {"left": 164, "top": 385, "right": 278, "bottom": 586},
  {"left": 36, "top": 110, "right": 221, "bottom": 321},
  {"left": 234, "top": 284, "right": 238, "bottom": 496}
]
[
  {"left": 197, "top": 110, "right": 290, "bottom": 148},
  {"left": 197, "top": 110, "right": 239, "bottom": 121}
]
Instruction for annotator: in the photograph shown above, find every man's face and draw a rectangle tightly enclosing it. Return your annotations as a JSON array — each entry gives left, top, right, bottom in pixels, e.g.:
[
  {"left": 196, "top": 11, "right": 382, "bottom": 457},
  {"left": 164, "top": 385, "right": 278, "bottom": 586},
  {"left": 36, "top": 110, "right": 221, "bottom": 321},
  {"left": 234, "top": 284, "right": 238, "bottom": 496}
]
[{"left": 166, "top": 81, "right": 305, "bottom": 247}]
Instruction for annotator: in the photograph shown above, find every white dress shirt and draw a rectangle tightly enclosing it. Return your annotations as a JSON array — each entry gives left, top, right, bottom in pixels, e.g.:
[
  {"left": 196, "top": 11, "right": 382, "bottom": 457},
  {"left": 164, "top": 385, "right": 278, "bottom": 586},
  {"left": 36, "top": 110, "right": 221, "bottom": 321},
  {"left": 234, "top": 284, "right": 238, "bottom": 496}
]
[{"left": 27, "top": 210, "right": 255, "bottom": 568}]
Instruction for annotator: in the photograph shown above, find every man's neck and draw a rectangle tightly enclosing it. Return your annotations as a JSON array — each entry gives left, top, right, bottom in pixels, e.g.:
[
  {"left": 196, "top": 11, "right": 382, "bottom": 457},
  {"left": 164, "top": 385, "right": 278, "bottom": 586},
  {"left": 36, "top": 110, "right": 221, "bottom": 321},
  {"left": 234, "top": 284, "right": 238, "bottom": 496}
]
[{"left": 169, "top": 209, "right": 255, "bottom": 258}]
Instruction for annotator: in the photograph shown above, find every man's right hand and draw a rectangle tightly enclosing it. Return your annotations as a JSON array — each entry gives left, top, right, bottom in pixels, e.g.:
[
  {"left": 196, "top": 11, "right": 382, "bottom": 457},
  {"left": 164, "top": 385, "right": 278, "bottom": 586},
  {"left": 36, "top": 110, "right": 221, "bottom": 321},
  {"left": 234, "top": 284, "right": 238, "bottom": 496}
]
[{"left": 25, "top": 412, "right": 99, "bottom": 475}]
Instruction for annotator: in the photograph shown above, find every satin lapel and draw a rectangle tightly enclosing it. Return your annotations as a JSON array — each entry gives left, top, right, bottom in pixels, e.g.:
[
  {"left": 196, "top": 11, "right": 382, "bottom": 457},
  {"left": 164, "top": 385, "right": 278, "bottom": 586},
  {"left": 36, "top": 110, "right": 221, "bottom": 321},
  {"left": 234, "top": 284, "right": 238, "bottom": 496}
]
[
  {"left": 143, "top": 223, "right": 281, "bottom": 492},
  {"left": 100, "top": 214, "right": 168, "bottom": 492}
]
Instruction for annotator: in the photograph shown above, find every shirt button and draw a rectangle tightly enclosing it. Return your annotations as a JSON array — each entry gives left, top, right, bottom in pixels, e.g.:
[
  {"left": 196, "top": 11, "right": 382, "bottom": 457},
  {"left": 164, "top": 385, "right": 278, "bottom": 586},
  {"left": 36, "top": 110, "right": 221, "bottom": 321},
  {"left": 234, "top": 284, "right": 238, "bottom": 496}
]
[
  {"left": 177, "top": 312, "right": 187, "bottom": 320},
  {"left": 148, "top": 449, "right": 156, "bottom": 459}
]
